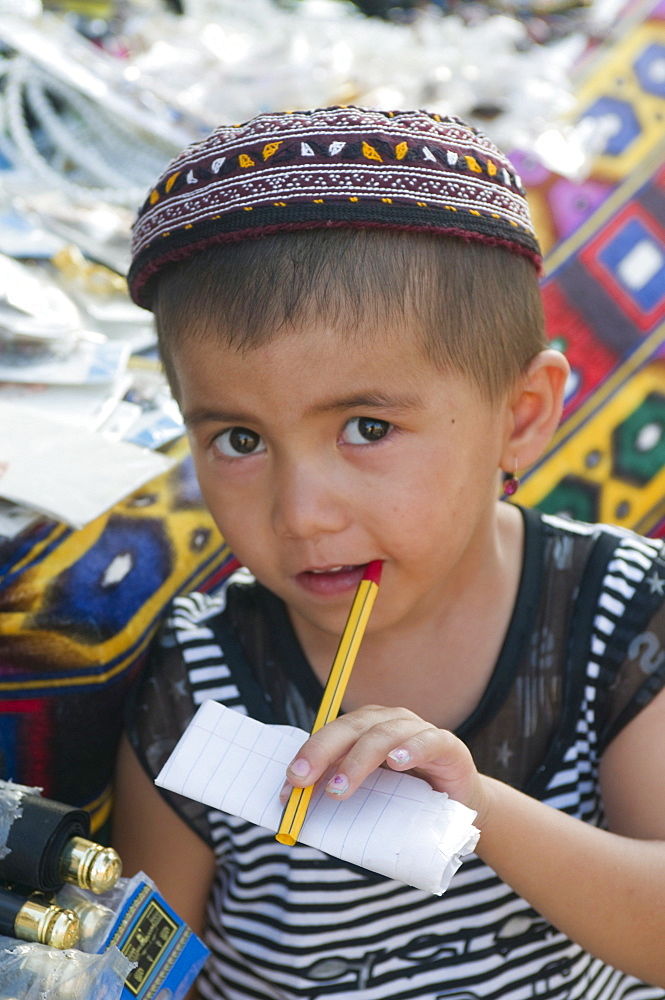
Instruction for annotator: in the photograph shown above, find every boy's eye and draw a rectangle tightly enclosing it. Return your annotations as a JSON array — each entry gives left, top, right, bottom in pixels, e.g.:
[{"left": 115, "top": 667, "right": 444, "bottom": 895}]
[
  {"left": 212, "top": 427, "right": 266, "bottom": 457},
  {"left": 342, "top": 417, "right": 392, "bottom": 445}
]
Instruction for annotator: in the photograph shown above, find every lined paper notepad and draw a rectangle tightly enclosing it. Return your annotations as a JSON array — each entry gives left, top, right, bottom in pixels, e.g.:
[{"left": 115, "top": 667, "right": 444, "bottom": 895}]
[{"left": 156, "top": 700, "right": 480, "bottom": 895}]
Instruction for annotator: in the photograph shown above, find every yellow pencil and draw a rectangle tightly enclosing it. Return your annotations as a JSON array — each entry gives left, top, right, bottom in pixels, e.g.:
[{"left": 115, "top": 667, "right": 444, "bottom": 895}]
[{"left": 275, "top": 560, "right": 383, "bottom": 846}]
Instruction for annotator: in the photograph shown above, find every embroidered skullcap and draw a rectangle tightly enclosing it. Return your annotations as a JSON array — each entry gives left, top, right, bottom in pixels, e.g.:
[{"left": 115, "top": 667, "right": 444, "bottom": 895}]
[{"left": 128, "top": 106, "right": 542, "bottom": 310}]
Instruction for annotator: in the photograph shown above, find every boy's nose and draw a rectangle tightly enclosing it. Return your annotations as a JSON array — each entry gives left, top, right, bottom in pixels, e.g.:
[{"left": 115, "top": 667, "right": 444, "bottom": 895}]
[{"left": 271, "top": 461, "right": 350, "bottom": 541}]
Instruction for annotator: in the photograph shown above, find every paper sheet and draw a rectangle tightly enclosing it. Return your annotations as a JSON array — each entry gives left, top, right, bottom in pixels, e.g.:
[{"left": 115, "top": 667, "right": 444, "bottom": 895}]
[
  {"left": 0, "top": 402, "right": 174, "bottom": 527},
  {"left": 156, "top": 700, "right": 480, "bottom": 896},
  {"left": 0, "top": 338, "right": 131, "bottom": 385}
]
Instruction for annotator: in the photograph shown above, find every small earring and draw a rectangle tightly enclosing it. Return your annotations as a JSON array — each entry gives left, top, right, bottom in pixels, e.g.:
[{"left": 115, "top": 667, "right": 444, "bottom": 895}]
[{"left": 502, "top": 461, "right": 520, "bottom": 498}]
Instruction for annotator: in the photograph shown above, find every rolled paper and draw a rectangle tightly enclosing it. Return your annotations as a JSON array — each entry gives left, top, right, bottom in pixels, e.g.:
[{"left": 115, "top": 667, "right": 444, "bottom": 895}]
[{"left": 157, "top": 700, "right": 480, "bottom": 896}]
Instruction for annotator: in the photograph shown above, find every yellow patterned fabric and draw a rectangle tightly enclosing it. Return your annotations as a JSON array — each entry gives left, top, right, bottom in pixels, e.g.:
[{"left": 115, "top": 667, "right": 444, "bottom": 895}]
[
  {"left": 517, "top": 0, "right": 665, "bottom": 539},
  {"left": 0, "top": 437, "right": 235, "bottom": 834}
]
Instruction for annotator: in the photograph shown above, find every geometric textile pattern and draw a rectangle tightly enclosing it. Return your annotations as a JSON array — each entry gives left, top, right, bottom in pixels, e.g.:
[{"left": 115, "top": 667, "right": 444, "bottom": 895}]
[
  {"left": 521, "top": 132, "right": 665, "bottom": 539},
  {"left": 0, "top": 436, "right": 236, "bottom": 833},
  {"left": 516, "top": 0, "right": 665, "bottom": 255},
  {"left": 574, "top": 12, "right": 665, "bottom": 183},
  {"left": 520, "top": 353, "right": 665, "bottom": 537},
  {"left": 519, "top": 1, "right": 665, "bottom": 541},
  {"left": 543, "top": 157, "right": 665, "bottom": 419}
]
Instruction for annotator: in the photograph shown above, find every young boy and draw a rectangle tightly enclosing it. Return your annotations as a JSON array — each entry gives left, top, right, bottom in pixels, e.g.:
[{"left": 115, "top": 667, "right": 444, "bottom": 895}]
[{"left": 115, "top": 107, "right": 665, "bottom": 1000}]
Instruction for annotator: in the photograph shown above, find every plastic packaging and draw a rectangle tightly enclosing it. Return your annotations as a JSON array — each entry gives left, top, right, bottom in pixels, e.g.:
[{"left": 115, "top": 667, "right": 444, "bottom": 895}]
[
  {"left": 0, "top": 253, "right": 83, "bottom": 367},
  {"left": 0, "top": 782, "right": 42, "bottom": 862},
  {"left": 0, "top": 935, "right": 133, "bottom": 1000}
]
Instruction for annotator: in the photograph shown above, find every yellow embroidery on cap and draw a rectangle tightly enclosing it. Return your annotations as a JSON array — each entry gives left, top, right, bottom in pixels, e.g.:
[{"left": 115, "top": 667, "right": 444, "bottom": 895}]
[
  {"left": 243, "top": 206, "right": 253, "bottom": 211},
  {"left": 417, "top": 201, "right": 428, "bottom": 207},
  {"left": 395, "top": 142, "right": 408, "bottom": 160},
  {"left": 262, "top": 142, "right": 282, "bottom": 160},
  {"left": 487, "top": 161, "right": 497, "bottom": 176},
  {"left": 362, "top": 141, "right": 382, "bottom": 162},
  {"left": 313, "top": 199, "right": 324, "bottom": 203},
  {"left": 274, "top": 201, "right": 286, "bottom": 207},
  {"left": 465, "top": 156, "right": 482, "bottom": 173},
  {"left": 239, "top": 154, "right": 255, "bottom": 168},
  {"left": 381, "top": 198, "right": 393, "bottom": 203},
  {"left": 470, "top": 209, "right": 481, "bottom": 216},
  {"left": 149, "top": 190, "right": 159, "bottom": 205},
  {"left": 165, "top": 172, "right": 180, "bottom": 193}
]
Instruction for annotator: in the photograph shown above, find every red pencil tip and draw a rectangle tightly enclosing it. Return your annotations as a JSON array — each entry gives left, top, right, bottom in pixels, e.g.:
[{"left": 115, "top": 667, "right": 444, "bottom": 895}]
[{"left": 363, "top": 560, "right": 383, "bottom": 585}]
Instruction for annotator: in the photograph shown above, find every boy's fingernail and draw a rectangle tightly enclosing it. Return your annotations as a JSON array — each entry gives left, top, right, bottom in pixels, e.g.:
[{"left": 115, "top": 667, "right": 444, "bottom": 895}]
[
  {"left": 288, "top": 758, "right": 311, "bottom": 779},
  {"left": 387, "top": 748, "right": 412, "bottom": 764},
  {"left": 279, "top": 780, "right": 291, "bottom": 805},
  {"left": 326, "top": 773, "right": 349, "bottom": 795}
]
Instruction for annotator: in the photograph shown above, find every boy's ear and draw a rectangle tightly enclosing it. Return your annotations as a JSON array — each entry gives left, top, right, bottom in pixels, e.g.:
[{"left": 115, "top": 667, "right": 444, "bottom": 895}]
[{"left": 501, "top": 349, "right": 570, "bottom": 472}]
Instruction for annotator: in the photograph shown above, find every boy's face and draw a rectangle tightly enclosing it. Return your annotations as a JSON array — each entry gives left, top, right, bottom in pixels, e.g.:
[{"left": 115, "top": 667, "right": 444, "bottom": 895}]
[{"left": 176, "top": 320, "right": 512, "bottom": 643}]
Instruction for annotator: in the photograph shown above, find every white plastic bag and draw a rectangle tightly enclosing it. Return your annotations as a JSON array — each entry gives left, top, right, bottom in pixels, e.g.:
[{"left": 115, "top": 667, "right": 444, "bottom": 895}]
[{"left": 0, "top": 935, "right": 133, "bottom": 1000}]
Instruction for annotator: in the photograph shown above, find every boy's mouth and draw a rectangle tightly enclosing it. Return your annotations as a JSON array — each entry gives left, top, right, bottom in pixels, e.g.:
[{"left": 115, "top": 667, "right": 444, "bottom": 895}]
[
  {"left": 309, "top": 565, "right": 354, "bottom": 574},
  {"left": 296, "top": 563, "right": 369, "bottom": 596}
]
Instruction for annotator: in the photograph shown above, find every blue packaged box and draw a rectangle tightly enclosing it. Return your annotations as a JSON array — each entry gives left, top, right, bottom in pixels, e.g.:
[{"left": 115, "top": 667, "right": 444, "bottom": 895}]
[
  {"left": 57, "top": 873, "right": 209, "bottom": 1000},
  {"left": 104, "top": 879, "right": 209, "bottom": 1000}
]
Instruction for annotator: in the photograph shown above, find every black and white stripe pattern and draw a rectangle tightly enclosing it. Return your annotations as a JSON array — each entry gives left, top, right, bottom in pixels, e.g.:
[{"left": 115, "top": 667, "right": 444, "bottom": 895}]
[
  {"left": 166, "top": 521, "right": 664, "bottom": 1000},
  {"left": 170, "top": 586, "right": 247, "bottom": 714}
]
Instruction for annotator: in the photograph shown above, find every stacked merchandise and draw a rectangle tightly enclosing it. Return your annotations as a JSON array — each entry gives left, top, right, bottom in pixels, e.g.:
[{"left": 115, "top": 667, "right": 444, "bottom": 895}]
[{"left": 0, "top": 780, "right": 208, "bottom": 999}]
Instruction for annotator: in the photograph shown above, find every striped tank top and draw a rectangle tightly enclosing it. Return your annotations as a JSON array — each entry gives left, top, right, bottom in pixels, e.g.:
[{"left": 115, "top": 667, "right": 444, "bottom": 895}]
[{"left": 129, "top": 509, "right": 665, "bottom": 1000}]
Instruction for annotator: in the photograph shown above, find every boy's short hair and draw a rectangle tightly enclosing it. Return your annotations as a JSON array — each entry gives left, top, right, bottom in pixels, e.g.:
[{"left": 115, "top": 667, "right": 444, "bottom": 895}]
[
  {"left": 152, "top": 228, "right": 546, "bottom": 402},
  {"left": 128, "top": 106, "right": 547, "bottom": 401}
]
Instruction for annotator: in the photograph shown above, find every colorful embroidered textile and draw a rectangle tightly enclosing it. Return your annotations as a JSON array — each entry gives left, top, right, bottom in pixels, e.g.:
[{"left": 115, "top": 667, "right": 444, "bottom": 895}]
[
  {"left": 518, "top": 0, "right": 665, "bottom": 540},
  {"left": 0, "top": 438, "right": 236, "bottom": 834},
  {"left": 128, "top": 107, "right": 541, "bottom": 309}
]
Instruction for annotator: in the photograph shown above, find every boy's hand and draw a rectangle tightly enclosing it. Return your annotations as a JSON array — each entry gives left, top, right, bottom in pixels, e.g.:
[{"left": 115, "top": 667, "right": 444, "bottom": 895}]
[{"left": 283, "top": 705, "right": 491, "bottom": 823}]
